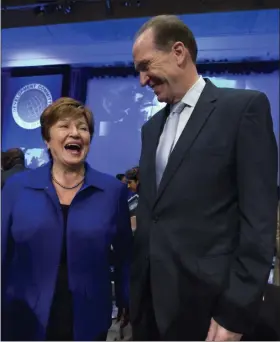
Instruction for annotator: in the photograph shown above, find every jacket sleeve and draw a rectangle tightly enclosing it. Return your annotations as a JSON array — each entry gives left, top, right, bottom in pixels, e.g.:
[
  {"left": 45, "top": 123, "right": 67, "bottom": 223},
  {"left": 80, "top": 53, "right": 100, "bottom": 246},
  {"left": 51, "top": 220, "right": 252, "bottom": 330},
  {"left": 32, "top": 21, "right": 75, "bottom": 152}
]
[
  {"left": 112, "top": 184, "right": 133, "bottom": 309},
  {"left": 213, "top": 92, "right": 278, "bottom": 334}
]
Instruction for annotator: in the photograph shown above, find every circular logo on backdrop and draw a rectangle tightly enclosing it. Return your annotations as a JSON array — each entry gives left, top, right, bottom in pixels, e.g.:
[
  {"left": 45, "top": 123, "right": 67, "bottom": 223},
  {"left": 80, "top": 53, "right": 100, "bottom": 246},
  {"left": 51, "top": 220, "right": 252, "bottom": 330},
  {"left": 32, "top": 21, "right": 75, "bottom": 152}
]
[{"left": 12, "top": 83, "right": 53, "bottom": 130}]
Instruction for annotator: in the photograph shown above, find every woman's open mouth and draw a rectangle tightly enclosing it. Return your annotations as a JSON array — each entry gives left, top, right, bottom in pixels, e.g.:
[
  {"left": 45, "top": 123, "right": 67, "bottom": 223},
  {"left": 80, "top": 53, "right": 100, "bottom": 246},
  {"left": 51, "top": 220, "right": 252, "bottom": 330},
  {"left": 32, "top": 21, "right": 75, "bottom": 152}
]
[{"left": 64, "top": 143, "right": 82, "bottom": 156}]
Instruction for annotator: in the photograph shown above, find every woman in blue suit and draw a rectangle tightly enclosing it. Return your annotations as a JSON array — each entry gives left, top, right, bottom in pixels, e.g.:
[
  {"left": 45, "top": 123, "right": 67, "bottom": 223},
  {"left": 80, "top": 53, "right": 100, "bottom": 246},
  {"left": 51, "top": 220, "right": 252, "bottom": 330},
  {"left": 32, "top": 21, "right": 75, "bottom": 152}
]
[{"left": 1, "top": 97, "right": 132, "bottom": 341}]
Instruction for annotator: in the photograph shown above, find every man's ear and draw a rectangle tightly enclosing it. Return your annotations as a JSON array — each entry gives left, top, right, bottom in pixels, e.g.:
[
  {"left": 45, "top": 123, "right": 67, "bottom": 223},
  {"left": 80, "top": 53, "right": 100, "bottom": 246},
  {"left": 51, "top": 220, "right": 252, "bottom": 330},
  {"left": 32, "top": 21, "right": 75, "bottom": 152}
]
[{"left": 172, "top": 41, "right": 187, "bottom": 66}]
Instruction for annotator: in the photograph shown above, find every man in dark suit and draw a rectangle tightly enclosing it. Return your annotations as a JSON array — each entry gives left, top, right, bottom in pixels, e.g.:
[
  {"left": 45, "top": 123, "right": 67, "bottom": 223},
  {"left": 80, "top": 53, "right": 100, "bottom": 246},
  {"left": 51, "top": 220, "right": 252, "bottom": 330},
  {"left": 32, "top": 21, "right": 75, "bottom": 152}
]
[
  {"left": 130, "top": 15, "right": 278, "bottom": 341},
  {"left": 1, "top": 148, "right": 26, "bottom": 188}
]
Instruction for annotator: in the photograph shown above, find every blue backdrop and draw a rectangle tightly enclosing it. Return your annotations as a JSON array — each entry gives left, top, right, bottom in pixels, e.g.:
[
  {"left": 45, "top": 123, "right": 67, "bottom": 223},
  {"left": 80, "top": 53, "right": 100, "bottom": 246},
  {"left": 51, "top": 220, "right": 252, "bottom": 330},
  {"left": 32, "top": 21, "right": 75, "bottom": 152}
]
[
  {"left": 86, "top": 72, "right": 279, "bottom": 177},
  {"left": 1, "top": 69, "right": 279, "bottom": 184},
  {"left": 2, "top": 74, "right": 63, "bottom": 167}
]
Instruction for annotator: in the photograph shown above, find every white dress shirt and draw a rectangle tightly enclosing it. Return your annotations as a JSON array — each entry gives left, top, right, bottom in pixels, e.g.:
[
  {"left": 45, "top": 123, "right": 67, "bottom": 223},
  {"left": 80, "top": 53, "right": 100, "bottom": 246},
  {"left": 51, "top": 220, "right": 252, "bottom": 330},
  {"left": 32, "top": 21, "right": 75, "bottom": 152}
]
[{"left": 171, "top": 76, "right": 206, "bottom": 148}]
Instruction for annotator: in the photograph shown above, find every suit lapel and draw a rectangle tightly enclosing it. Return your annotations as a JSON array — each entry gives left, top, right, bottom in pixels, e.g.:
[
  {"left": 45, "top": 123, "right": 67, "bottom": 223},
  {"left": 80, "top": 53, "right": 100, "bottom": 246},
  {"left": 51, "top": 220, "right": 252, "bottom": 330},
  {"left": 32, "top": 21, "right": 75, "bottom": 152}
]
[{"left": 154, "top": 80, "right": 218, "bottom": 207}]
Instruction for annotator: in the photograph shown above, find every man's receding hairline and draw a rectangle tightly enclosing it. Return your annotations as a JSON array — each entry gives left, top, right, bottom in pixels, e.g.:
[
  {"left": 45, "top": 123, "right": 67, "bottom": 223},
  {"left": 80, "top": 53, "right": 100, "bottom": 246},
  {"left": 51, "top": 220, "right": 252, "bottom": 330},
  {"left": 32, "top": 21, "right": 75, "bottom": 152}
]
[
  {"left": 134, "top": 27, "right": 154, "bottom": 44},
  {"left": 134, "top": 27, "right": 169, "bottom": 53},
  {"left": 135, "top": 20, "right": 186, "bottom": 52},
  {"left": 134, "top": 15, "right": 197, "bottom": 62}
]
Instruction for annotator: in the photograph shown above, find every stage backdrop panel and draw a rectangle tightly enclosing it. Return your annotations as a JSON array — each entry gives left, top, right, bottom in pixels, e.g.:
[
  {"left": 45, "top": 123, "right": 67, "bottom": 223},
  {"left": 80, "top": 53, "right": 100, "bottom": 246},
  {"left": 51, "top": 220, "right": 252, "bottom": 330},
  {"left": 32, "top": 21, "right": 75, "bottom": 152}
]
[
  {"left": 2, "top": 74, "right": 63, "bottom": 168},
  {"left": 2, "top": 71, "right": 278, "bottom": 175},
  {"left": 86, "top": 71, "right": 279, "bottom": 177}
]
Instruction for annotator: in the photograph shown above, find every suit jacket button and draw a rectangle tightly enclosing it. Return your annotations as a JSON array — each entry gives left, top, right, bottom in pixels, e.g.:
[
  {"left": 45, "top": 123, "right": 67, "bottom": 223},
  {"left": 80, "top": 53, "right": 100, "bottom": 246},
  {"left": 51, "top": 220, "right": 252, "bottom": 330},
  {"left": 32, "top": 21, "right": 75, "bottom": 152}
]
[{"left": 153, "top": 216, "right": 159, "bottom": 223}]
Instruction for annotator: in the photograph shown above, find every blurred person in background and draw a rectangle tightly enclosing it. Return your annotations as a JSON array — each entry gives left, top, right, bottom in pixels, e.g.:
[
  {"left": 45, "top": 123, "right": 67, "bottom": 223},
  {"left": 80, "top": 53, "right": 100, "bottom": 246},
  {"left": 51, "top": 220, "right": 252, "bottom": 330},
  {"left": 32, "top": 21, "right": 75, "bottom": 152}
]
[
  {"left": 1, "top": 148, "right": 26, "bottom": 188},
  {"left": 116, "top": 173, "right": 127, "bottom": 184},
  {"left": 1, "top": 97, "right": 132, "bottom": 341},
  {"left": 2, "top": 151, "right": 7, "bottom": 169},
  {"left": 125, "top": 167, "right": 139, "bottom": 194},
  {"left": 1, "top": 151, "right": 7, "bottom": 173},
  {"left": 125, "top": 167, "right": 140, "bottom": 233}
]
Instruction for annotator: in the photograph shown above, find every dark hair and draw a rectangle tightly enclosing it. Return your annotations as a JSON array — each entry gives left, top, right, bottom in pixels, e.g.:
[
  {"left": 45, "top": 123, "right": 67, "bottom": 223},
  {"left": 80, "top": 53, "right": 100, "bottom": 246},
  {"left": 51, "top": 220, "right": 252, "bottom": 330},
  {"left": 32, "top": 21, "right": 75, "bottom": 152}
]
[
  {"left": 3, "top": 148, "right": 25, "bottom": 170},
  {"left": 116, "top": 174, "right": 125, "bottom": 181},
  {"left": 125, "top": 166, "right": 139, "bottom": 182},
  {"left": 135, "top": 15, "right": 197, "bottom": 63},
  {"left": 1, "top": 151, "right": 8, "bottom": 170}
]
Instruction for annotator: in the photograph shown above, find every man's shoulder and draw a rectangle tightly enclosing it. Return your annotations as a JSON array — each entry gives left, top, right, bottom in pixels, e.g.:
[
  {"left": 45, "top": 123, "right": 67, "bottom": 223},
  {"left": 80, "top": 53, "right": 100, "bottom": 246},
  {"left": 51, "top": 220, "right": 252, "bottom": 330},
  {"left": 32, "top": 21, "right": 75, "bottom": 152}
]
[
  {"left": 217, "top": 87, "right": 267, "bottom": 104},
  {"left": 211, "top": 86, "right": 270, "bottom": 117}
]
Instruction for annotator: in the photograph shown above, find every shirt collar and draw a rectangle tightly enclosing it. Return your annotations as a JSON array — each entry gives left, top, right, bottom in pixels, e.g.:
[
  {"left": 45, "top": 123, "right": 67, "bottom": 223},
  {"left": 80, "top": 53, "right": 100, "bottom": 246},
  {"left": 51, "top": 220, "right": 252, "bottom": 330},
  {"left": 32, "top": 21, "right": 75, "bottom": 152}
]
[{"left": 180, "top": 76, "right": 206, "bottom": 108}]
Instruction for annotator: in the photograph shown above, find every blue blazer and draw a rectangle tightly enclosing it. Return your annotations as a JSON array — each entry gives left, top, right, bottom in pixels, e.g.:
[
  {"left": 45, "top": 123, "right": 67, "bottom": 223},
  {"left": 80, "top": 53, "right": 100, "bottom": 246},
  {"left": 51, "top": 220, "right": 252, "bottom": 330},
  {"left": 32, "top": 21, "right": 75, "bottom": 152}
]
[{"left": 1, "top": 162, "right": 132, "bottom": 341}]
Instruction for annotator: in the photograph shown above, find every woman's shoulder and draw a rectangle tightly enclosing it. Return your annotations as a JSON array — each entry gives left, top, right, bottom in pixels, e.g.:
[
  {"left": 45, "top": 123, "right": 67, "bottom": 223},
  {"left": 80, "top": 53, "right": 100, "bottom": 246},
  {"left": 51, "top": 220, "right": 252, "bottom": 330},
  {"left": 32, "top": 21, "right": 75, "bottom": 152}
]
[
  {"left": 3, "top": 168, "right": 31, "bottom": 188},
  {"left": 1, "top": 169, "right": 34, "bottom": 207},
  {"left": 2, "top": 165, "right": 47, "bottom": 193},
  {"left": 86, "top": 166, "right": 124, "bottom": 192}
]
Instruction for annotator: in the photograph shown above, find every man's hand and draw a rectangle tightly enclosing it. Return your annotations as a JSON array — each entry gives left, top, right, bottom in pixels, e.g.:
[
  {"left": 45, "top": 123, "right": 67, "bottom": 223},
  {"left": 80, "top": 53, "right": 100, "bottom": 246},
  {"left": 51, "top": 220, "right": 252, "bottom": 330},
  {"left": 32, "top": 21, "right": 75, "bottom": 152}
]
[
  {"left": 116, "top": 308, "right": 130, "bottom": 340},
  {"left": 206, "top": 318, "right": 242, "bottom": 341}
]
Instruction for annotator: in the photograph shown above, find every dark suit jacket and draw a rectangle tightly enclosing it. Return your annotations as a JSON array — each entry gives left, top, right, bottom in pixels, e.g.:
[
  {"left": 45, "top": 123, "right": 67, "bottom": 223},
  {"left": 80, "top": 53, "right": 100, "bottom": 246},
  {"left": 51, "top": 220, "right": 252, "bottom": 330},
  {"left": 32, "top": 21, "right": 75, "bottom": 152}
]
[
  {"left": 244, "top": 284, "right": 280, "bottom": 341},
  {"left": 130, "top": 80, "right": 278, "bottom": 337},
  {"left": 1, "top": 164, "right": 26, "bottom": 188}
]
